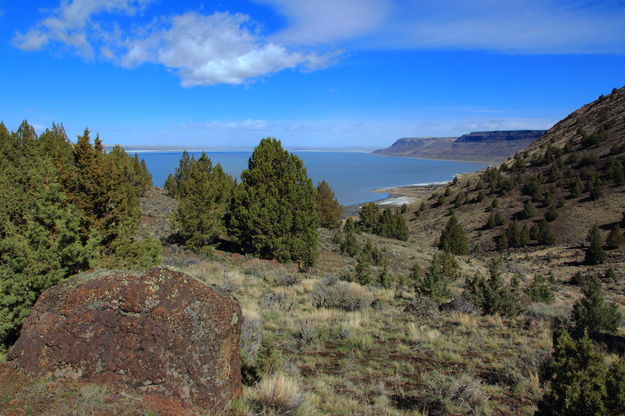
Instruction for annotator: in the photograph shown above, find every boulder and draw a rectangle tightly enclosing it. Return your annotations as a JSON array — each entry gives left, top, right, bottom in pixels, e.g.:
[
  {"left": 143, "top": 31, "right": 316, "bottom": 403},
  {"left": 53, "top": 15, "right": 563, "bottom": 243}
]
[
  {"left": 439, "top": 299, "right": 479, "bottom": 314},
  {"left": 8, "top": 267, "right": 242, "bottom": 413}
]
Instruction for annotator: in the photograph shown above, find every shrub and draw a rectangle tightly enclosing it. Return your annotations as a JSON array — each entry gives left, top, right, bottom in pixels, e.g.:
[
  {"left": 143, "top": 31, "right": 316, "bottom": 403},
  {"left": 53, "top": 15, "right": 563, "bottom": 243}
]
[
  {"left": 312, "top": 281, "right": 373, "bottom": 311},
  {"left": 253, "top": 373, "right": 304, "bottom": 415},
  {"left": 463, "top": 261, "right": 525, "bottom": 317},
  {"left": 526, "top": 275, "right": 555, "bottom": 304},
  {"left": 414, "top": 252, "right": 460, "bottom": 303}
]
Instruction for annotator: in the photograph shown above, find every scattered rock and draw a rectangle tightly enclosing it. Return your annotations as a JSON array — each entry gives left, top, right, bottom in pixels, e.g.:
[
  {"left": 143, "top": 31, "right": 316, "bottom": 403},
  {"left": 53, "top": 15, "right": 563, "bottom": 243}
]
[
  {"left": 8, "top": 267, "right": 242, "bottom": 413},
  {"left": 439, "top": 299, "right": 478, "bottom": 314},
  {"left": 403, "top": 297, "right": 439, "bottom": 319}
]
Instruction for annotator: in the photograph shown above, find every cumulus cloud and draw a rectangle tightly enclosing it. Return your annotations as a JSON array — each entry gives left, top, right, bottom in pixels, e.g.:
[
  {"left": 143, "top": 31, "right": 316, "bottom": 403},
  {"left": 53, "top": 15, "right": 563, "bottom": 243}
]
[
  {"left": 13, "top": 0, "right": 152, "bottom": 57},
  {"left": 13, "top": 1, "right": 333, "bottom": 86},
  {"left": 118, "top": 12, "right": 330, "bottom": 86}
]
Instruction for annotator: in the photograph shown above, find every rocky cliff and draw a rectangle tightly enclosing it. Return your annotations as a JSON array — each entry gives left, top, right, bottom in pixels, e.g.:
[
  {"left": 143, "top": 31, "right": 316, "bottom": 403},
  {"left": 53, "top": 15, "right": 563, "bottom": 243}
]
[{"left": 374, "top": 130, "right": 546, "bottom": 163}]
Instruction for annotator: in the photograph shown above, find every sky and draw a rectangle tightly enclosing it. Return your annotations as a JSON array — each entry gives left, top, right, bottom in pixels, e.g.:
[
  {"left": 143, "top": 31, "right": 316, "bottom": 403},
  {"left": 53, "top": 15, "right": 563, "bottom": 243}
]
[{"left": 1, "top": 0, "right": 625, "bottom": 148}]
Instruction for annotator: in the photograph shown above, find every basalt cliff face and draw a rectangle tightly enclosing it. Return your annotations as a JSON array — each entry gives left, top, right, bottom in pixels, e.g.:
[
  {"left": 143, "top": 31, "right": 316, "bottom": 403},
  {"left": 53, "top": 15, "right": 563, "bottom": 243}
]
[{"left": 374, "top": 130, "right": 545, "bottom": 163}]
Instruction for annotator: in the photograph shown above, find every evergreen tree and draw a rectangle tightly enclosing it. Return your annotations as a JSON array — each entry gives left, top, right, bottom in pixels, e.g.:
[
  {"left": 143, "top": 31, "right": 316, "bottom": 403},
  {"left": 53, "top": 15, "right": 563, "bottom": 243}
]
[
  {"left": 585, "top": 226, "right": 606, "bottom": 265},
  {"left": 228, "top": 138, "right": 319, "bottom": 266},
  {"left": 316, "top": 180, "right": 342, "bottom": 229},
  {"left": 0, "top": 144, "right": 87, "bottom": 345},
  {"left": 538, "top": 220, "right": 557, "bottom": 245},
  {"left": 175, "top": 153, "right": 235, "bottom": 252},
  {"left": 605, "top": 224, "right": 625, "bottom": 250},
  {"left": 164, "top": 150, "right": 192, "bottom": 198},
  {"left": 536, "top": 329, "right": 608, "bottom": 416},
  {"left": 545, "top": 205, "right": 559, "bottom": 222},
  {"left": 526, "top": 274, "right": 555, "bottom": 303},
  {"left": 521, "top": 200, "right": 537, "bottom": 219},
  {"left": 414, "top": 252, "right": 454, "bottom": 303},
  {"left": 607, "top": 358, "right": 625, "bottom": 414},
  {"left": 464, "top": 261, "right": 523, "bottom": 317},
  {"left": 359, "top": 202, "right": 380, "bottom": 233},
  {"left": 438, "top": 215, "right": 468, "bottom": 255},
  {"left": 572, "top": 275, "right": 622, "bottom": 334}
]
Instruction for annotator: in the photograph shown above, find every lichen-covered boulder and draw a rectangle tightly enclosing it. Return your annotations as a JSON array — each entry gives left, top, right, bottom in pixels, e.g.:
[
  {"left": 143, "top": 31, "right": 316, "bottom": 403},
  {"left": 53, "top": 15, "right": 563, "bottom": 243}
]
[{"left": 8, "top": 267, "right": 242, "bottom": 413}]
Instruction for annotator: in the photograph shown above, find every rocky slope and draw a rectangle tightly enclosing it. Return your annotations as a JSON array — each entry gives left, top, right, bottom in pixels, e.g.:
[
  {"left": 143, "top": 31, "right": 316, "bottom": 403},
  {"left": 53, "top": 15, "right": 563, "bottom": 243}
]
[
  {"left": 405, "top": 86, "right": 625, "bottom": 259},
  {"left": 374, "top": 130, "right": 545, "bottom": 163}
]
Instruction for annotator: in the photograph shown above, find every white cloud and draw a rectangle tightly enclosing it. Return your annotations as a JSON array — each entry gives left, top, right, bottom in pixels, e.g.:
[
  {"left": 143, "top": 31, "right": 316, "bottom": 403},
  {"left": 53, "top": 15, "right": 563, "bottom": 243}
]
[
  {"left": 118, "top": 12, "right": 330, "bottom": 86},
  {"left": 255, "top": 0, "right": 625, "bottom": 53},
  {"left": 13, "top": 0, "right": 152, "bottom": 57},
  {"left": 254, "top": 0, "right": 390, "bottom": 45},
  {"left": 369, "top": 0, "right": 625, "bottom": 53}
]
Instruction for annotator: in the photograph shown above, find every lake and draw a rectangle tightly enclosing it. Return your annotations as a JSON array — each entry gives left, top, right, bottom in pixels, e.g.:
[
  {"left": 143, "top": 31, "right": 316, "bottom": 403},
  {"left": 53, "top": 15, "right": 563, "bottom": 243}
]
[{"left": 138, "top": 151, "right": 486, "bottom": 206}]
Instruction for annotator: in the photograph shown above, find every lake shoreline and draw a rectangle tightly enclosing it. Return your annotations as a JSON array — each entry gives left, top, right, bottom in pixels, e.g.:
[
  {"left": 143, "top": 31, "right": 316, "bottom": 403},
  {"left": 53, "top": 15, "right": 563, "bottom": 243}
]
[{"left": 342, "top": 181, "right": 448, "bottom": 217}]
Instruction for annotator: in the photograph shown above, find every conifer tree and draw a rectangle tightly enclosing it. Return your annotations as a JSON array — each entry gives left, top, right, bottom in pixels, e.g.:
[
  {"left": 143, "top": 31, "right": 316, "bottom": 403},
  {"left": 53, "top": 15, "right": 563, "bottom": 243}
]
[
  {"left": 438, "top": 215, "right": 468, "bottom": 255},
  {"left": 572, "top": 275, "right": 622, "bottom": 334},
  {"left": 316, "top": 180, "right": 342, "bottom": 229},
  {"left": 521, "top": 200, "right": 536, "bottom": 219},
  {"left": 605, "top": 224, "right": 625, "bottom": 250},
  {"left": 0, "top": 144, "right": 87, "bottom": 345},
  {"left": 164, "top": 150, "right": 192, "bottom": 198},
  {"left": 536, "top": 329, "right": 608, "bottom": 416},
  {"left": 414, "top": 252, "right": 455, "bottom": 303},
  {"left": 359, "top": 202, "right": 380, "bottom": 233},
  {"left": 175, "top": 153, "right": 235, "bottom": 252},
  {"left": 228, "top": 138, "right": 319, "bottom": 266},
  {"left": 585, "top": 226, "right": 606, "bottom": 265}
]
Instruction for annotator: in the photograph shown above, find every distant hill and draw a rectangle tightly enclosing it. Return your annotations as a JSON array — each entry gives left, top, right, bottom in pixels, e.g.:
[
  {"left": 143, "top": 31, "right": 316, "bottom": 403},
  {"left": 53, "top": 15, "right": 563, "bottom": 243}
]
[
  {"left": 405, "top": 86, "right": 625, "bottom": 253},
  {"left": 374, "top": 130, "right": 546, "bottom": 164}
]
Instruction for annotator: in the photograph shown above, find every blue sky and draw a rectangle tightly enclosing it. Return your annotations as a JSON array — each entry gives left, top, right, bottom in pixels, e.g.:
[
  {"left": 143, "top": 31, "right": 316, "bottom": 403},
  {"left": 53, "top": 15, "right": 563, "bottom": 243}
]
[{"left": 1, "top": 0, "right": 625, "bottom": 148}]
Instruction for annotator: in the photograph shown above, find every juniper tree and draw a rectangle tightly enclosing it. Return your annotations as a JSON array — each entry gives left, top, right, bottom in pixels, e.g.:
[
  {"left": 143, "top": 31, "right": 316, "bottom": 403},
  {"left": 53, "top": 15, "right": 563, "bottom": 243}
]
[
  {"left": 536, "top": 329, "right": 608, "bottom": 416},
  {"left": 174, "top": 153, "right": 235, "bottom": 252},
  {"left": 572, "top": 275, "right": 622, "bottom": 334},
  {"left": 605, "top": 224, "right": 625, "bottom": 250},
  {"left": 438, "top": 215, "right": 468, "bottom": 255},
  {"left": 585, "top": 226, "right": 606, "bottom": 265},
  {"left": 358, "top": 202, "right": 380, "bottom": 233},
  {"left": 228, "top": 138, "right": 319, "bottom": 266},
  {"left": 315, "top": 180, "right": 342, "bottom": 229}
]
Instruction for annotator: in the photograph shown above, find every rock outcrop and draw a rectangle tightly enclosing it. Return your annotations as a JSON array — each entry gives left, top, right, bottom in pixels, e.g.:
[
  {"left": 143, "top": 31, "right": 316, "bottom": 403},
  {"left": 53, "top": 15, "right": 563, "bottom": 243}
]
[
  {"left": 8, "top": 267, "right": 242, "bottom": 413},
  {"left": 373, "top": 130, "right": 545, "bottom": 163}
]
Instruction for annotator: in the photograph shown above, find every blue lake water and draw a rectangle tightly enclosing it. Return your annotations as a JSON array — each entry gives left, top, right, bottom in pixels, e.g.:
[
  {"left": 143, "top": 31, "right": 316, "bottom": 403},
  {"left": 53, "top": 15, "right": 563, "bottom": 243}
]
[{"left": 138, "top": 151, "right": 486, "bottom": 206}]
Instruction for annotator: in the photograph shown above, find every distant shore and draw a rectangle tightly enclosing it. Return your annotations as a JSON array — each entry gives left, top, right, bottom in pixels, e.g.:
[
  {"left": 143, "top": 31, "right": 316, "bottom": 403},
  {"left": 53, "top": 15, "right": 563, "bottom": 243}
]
[
  {"left": 342, "top": 182, "right": 448, "bottom": 217},
  {"left": 372, "top": 151, "right": 495, "bottom": 165}
]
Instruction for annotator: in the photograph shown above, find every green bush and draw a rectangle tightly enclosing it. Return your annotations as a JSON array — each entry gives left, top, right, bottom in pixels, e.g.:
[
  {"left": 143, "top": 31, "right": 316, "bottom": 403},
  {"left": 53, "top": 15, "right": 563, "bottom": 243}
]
[
  {"left": 526, "top": 275, "right": 555, "bottom": 304},
  {"left": 536, "top": 329, "right": 608, "bottom": 416},
  {"left": 463, "top": 261, "right": 525, "bottom": 317},
  {"left": 572, "top": 275, "right": 621, "bottom": 334},
  {"left": 414, "top": 252, "right": 460, "bottom": 303}
]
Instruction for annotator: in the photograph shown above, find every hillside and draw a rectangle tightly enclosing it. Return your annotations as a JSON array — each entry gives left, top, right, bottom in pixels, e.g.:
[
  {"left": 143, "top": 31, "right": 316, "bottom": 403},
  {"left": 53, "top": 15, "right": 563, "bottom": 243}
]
[
  {"left": 405, "top": 86, "right": 625, "bottom": 262},
  {"left": 374, "top": 130, "right": 545, "bottom": 163}
]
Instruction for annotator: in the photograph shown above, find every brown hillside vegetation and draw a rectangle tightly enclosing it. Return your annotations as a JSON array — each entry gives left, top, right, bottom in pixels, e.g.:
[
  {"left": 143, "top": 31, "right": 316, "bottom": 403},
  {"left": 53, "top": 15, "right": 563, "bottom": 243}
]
[{"left": 407, "top": 86, "right": 625, "bottom": 259}]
